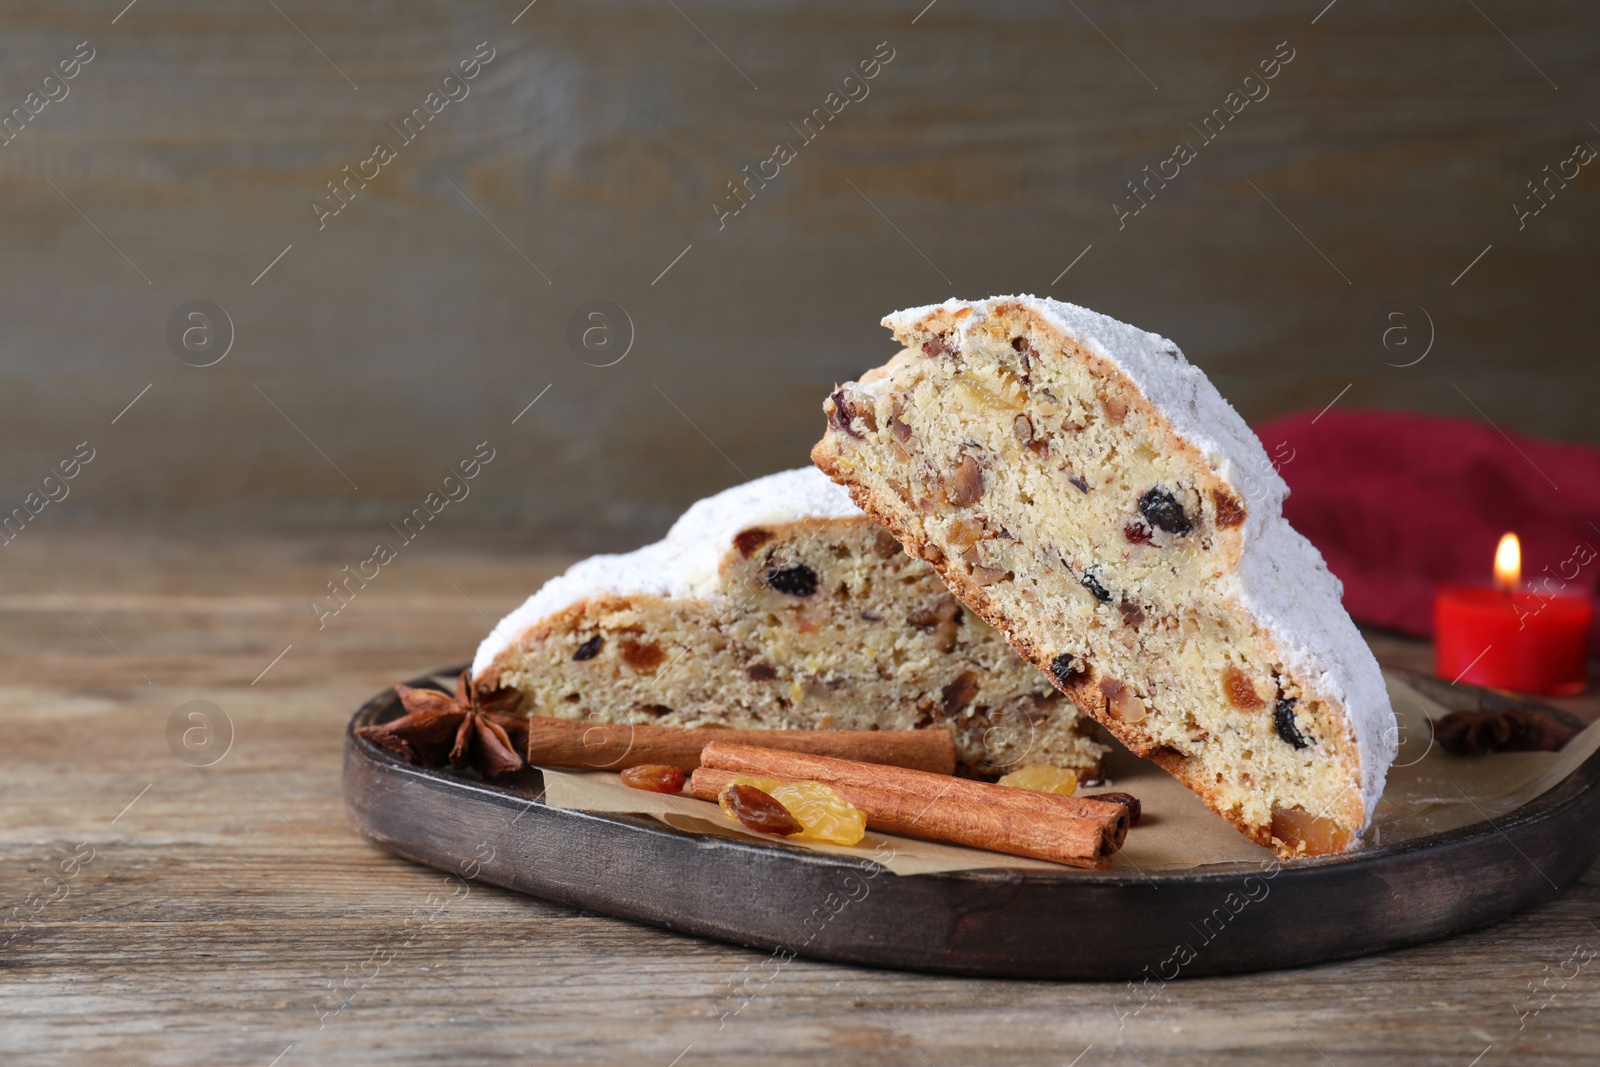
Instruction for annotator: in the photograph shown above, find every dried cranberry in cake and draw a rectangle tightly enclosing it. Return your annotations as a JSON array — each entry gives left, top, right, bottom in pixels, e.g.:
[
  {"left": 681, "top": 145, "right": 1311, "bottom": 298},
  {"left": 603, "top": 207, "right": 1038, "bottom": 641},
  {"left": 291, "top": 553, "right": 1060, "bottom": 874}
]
[
  {"left": 1123, "top": 521, "right": 1153, "bottom": 545},
  {"left": 1137, "top": 487, "right": 1193, "bottom": 536},
  {"left": 765, "top": 564, "right": 818, "bottom": 596},
  {"left": 572, "top": 635, "right": 603, "bottom": 661}
]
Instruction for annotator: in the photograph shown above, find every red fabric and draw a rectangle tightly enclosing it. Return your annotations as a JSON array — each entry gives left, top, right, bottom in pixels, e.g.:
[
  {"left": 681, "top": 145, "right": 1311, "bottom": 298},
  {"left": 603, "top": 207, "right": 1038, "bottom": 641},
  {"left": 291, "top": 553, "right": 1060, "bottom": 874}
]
[{"left": 1250, "top": 409, "right": 1600, "bottom": 650}]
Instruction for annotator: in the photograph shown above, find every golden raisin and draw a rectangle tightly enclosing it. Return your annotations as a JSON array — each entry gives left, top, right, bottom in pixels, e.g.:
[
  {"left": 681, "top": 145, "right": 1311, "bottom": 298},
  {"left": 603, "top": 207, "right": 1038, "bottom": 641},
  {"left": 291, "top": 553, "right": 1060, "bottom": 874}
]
[
  {"left": 620, "top": 764, "right": 687, "bottom": 794},
  {"left": 998, "top": 764, "right": 1079, "bottom": 796},
  {"left": 720, "top": 775, "right": 865, "bottom": 845},
  {"left": 719, "top": 783, "right": 802, "bottom": 836}
]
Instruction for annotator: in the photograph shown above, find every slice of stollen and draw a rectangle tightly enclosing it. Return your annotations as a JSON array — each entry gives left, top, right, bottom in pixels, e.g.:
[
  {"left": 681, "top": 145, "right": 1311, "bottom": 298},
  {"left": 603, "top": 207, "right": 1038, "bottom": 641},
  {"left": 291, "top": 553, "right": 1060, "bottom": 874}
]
[
  {"left": 812, "top": 295, "right": 1395, "bottom": 856},
  {"left": 472, "top": 467, "right": 1106, "bottom": 778}
]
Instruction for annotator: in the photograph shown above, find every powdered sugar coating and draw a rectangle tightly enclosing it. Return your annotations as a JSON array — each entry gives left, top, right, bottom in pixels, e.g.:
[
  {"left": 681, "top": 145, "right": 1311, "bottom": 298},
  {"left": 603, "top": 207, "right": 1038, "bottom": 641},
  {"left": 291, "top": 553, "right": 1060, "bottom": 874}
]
[
  {"left": 472, "top": 468, "right": 860, "bottom": 679},
  {"left": 883, "top": 296, "right": 1395, "bottom": 822}
]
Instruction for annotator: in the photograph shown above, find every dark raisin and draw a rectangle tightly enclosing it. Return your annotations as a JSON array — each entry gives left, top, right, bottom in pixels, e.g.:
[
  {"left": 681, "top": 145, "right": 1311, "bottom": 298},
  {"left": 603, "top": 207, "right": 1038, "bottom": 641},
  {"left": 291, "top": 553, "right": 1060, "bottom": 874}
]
[
  {"left": 1085, "top": 791, "right": 1141, "bottom": 826},
  {"left": 733, "top": 527, "right": 773, "bottom": 557},
  {"left": 1274, "top": 697, "right": 1311, "bottom": 750},
  {"left": 572, "top": 635, "right": 603, "bottom": 661},
  {"left": 766, "top": 564, "right": 818, "bottom": 596},
  {"left": 1081, "top": 570, "right": 1112, "bottom": 603},
  {"left": 1138, "top": 487, "right": 1193, "bottom": 536},
  {"left": 1123, "top": 521, "right": 1153, "bottom": 545},
  {"left": 746, "top": 663, "right": 777, "bottom": 681},
  {"left": 721, "top": 784, "right": 803, "bottom": 836},
  {"left": 1068, "top": 475, "right": 1090, "bottom": 494},
  {"left": 1050, "top": 653, "right": 1085, "bottom": 688},
  {"left": 1118, "top": 600, "right": 1145, "bottom": 628},
  {"left": 620, "top": 764, "right": 687, "bottom": 794}
]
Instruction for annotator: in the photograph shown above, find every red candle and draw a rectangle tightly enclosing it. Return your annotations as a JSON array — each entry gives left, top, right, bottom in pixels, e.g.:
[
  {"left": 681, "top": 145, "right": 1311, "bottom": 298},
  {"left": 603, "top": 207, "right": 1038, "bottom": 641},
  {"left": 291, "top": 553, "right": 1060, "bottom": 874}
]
[{"left": 1434, "top": 533, "right": 1593, "bottom": 696}]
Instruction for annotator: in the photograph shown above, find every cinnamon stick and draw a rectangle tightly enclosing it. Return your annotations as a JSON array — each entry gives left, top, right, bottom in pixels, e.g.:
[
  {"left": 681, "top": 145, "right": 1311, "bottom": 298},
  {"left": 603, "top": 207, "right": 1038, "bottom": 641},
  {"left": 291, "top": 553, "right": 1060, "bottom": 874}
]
[
  {"left": 692, "top": 743, "right": 1130, "bottom": 868},
  {"left": 526, "top": 717, "right": 956, "bottom": 774}
]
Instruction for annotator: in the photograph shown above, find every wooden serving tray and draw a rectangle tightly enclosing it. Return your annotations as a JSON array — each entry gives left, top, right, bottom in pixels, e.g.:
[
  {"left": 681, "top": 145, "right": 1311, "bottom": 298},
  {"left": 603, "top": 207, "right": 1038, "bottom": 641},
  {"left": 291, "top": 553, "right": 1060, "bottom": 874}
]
[{"left": 343, "top": 665, "right": 1600, "bottom": 979}]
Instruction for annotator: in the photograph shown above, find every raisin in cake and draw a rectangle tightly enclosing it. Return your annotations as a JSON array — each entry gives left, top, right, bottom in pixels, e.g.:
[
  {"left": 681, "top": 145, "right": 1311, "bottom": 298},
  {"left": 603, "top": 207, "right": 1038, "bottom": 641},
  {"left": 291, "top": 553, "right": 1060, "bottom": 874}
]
[
  {"left": 812, "top": 296, "right": 1395, "bottom": 856},
  {"left": 471, "top": 467, "right": 1106, "bottom": 777}
]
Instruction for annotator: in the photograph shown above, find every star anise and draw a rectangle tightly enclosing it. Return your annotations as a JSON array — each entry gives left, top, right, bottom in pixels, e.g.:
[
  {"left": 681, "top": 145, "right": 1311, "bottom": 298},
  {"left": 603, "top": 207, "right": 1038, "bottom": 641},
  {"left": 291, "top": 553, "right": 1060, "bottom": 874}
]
[
  {"left": 356, "top": 671, "right": 528, "bottom": 777},
  {"left": 1432, "top": 707, "right": 1581, "bottom": 757}
]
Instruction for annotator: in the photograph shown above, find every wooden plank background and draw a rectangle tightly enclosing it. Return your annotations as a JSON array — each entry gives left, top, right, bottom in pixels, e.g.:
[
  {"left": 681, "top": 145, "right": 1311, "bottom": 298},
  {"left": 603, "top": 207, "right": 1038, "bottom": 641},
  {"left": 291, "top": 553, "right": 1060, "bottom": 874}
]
[
  {"left": 1, "top": 532, "right": 1597, "bottom": 1065},
  {"left": 0, "top": 0, "right": 1595, "bottom": 550}
]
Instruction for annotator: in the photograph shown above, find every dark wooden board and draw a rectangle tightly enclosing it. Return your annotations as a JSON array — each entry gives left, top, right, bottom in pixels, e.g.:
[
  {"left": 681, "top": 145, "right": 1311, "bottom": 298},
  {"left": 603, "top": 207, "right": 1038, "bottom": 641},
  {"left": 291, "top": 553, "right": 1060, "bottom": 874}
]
[{"left": 344, "top": 665, "right": 1600, "bottom": 980}]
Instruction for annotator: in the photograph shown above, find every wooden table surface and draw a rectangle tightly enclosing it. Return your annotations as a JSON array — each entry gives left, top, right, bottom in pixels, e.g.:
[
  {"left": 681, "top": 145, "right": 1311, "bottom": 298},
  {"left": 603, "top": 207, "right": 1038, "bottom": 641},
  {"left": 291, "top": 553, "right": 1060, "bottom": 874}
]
[{"left": 4, "top": 533, "right": 1598, "bottom": 1066}]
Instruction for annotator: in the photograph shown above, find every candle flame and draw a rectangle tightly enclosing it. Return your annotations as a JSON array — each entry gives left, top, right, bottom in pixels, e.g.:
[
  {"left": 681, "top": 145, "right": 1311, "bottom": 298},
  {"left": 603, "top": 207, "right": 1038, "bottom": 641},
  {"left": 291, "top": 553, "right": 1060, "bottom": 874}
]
[{"left": 1494, "top": 532, "right": 1521, "bottom": 589}]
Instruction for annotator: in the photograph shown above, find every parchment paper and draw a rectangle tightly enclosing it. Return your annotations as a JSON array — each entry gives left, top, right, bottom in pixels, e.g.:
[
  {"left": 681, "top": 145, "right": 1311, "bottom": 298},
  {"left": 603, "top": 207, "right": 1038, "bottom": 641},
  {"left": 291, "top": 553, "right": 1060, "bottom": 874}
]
[{"left": 539, "top": 671, "right": 1600, "bottom": 875}]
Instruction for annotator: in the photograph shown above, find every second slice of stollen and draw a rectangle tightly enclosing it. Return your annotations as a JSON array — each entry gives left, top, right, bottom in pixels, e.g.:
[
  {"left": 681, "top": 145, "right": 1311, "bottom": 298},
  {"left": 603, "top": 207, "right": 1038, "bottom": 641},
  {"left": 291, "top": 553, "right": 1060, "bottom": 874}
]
[{"left": 812, "top": 295, "right": 1395, "bottom": 856}]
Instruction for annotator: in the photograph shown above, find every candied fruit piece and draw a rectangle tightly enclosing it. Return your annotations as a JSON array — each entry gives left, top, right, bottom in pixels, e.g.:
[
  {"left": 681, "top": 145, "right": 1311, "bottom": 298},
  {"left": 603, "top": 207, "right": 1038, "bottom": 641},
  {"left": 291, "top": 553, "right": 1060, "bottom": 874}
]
[
  {"left": 733, "top": 527, "right": 773, "bottom": 557},
  {"left": 1274, "top": 697, "right": 1312, "bottom": 749},
  {"left": 1212, "top": 490, "right": 1246, "bottom": 528},
  {"left": 1222, "top": 664, "right": 1264, "bottom": 711},
  {"left": 1270, "top": 804, "right": 1350, "bottom": 855},
  {"left": 1138, "top": 487, "right": 1193, "bottom": 535},
  {"left": 620, "top": 764, "right": 687, "bottom": 794},
  {"left": 766, "top": 564, "right": 818, "bottom": 597},
  {"left": 719, "top": 775, "right": 865, "bottom": 845},
  {"left": 572, "top": 635, "right": 603, "bottom": 661},
  {"left": 618, "top": 636, "right": 664, "bottom": 671},
  {"left": 998, "top": 763, "right": 1079, "bottom": 796}
]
